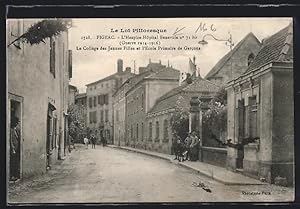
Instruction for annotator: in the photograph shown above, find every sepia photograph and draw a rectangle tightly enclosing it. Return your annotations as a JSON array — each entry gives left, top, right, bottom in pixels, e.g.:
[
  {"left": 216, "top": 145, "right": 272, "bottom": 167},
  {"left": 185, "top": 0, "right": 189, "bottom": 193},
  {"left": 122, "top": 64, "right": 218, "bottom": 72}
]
[{"left": 6, "top": 17, "right": 294, "bottom": 203}]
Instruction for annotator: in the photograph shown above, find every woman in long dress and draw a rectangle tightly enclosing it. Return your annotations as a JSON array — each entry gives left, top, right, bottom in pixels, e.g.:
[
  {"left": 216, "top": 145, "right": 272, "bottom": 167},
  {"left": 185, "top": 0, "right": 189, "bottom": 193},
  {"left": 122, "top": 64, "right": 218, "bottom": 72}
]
[{"left": 190, "top": 132, "right": 200, "bottom": 161}]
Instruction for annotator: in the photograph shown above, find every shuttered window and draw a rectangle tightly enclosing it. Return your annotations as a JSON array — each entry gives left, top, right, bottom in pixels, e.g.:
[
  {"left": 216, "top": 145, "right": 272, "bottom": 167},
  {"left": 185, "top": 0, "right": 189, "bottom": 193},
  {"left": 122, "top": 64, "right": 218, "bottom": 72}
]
[
  {"left": 149, "top": 122, "right": 152, "bottom": 141},
  {"left": 155, "top": 121, "right": 160, "bottom": 141},
  {"left": 50, "top": 37, "right": 56, "bottom": 77},
  {"left": 89, "top": 97, "right": 93, "bottom": 108},
  {"left": 163, "top": 119, "right": 169, "bottom": 142},
  {"left": 100, "top": 110, "right": 104, "bottom": 122}
]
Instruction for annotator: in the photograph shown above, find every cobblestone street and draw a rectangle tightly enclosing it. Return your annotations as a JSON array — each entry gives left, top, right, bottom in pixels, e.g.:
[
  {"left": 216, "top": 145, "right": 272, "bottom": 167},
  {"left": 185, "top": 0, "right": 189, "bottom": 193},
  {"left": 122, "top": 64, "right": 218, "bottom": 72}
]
[{"left": 8, "top": 144, "right": 294, "bottom": 203}]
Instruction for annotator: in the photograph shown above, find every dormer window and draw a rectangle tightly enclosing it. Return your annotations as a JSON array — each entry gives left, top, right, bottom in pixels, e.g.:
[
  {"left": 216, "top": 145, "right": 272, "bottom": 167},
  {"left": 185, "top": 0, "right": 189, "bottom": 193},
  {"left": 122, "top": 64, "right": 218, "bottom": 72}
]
[{"left": 248, "top": 53, "right": 255, "bottom": 66}]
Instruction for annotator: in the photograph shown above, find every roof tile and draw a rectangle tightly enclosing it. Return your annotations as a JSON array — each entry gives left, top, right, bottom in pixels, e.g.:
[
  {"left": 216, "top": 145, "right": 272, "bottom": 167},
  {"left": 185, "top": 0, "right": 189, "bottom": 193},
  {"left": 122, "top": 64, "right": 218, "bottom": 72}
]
[{"left": 246, "top": 24, "right": 293, "bottom": 73}]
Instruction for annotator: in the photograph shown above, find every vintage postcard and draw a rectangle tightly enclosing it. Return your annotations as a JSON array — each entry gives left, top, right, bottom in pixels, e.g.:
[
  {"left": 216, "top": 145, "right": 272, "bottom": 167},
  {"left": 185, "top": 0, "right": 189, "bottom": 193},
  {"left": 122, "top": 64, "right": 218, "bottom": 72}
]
[{"left": 6, "top": 17, "right": 294, "bottom": 203}]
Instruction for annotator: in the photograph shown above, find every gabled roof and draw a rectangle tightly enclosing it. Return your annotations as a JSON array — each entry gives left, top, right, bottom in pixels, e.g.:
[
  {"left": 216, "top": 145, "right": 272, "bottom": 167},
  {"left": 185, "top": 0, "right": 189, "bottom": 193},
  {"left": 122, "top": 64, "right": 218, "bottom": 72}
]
[
  {"left": 113, "top": 70, "right": 152, "bottom": 97},
  {"left": 205, "top": 32, "right": 261, "bottom": 79},
  {"left": 149, "top": 93, "right": 192, "bottom": 114},
  {"left": 126, "top": 66, "right": 180, "bottom": 96},
  {"left": 149, "top": 77, "right": 220, "bottom": 114},
  {"left": 246, "top": 24, "right": 293, "bottom": 73},
  {"left": 86, "top": 70, "right": 134, "bottom": 86},
  {"left": 69, "top": 84, "right": 78, "bottom": 90}
]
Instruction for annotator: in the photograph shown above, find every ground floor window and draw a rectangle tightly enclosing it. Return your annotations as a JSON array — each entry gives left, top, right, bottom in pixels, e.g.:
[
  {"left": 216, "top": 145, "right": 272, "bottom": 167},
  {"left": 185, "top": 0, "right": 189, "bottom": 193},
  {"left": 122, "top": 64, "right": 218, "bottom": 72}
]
[
  {"left": 149, "top": 122, "right": 152, "bottom": 141},
  {"left": 155, "top": 121, "right": 160, "bottom": 142},
  {"left": 163, "top": 119, "right": 169, "bottom": 142}
]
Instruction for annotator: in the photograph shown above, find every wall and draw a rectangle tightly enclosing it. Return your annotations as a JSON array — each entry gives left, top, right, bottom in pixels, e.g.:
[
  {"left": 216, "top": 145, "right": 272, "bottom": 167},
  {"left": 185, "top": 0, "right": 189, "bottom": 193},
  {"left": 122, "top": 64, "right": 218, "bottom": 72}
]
[
  {"left": 145, "top": 80, "right": 179, "bottom": 112},
  {"left": 271, "top": 69, "right": 294, "bottom": 185},
  {"left": 7, "top": 19, "right": 69, "bottom": 178},
  {"left": 146, "top": 113, "right": 173, "bottom": 154},
  {"left": 257, "top": 72, "right": 273, "bottom": 182},
  {"left": 113, "top": 84, "right": 128, "bottom": 146},
  {"left": 126, "top": 84, "right": 146, "bottom": 147},
  {"left": 201, "top": 147, "right": 227, "bottom": 167},
  {"left": 207, "top": 35, "right": 261, "bottom": 85},
  {"left": 226, "top": 87, "right": 237, "bottom": 170}
]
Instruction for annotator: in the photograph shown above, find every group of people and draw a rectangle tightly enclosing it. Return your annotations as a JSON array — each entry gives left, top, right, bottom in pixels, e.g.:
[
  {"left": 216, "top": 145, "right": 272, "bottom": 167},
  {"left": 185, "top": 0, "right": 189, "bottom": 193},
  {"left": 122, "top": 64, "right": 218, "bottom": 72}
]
[
  {"left": 83, "top": 134, "right": 107, "bottom": 149},
  {"left": 173, "top": 131, "right": 200, "bottom": 162}
]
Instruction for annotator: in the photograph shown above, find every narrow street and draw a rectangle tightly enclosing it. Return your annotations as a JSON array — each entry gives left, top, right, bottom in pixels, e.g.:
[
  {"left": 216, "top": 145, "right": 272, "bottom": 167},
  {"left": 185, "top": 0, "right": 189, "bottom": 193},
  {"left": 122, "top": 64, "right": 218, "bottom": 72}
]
[{"left": 8, "top": 144, "right": 293, "bottom": 203}]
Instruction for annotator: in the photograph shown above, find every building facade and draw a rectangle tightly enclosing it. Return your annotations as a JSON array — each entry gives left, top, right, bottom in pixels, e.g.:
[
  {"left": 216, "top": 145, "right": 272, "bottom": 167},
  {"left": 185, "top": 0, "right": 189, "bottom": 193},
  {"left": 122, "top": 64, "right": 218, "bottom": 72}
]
[
  {"left": 7, "top": 19, "right": 71, "bottom": 180},
  {"left": 226, "top": 24, "right": 294, "bottom": 185},
  {"left": 205, "top": 32, "right": 261, "bottom": 86},
  {"left": 112, "top": 75, "right": 131, "bottom": 146},
  {"left": 86, "top": 60, "right": 134, "bottom": 144},
  {"left": 125, "top": 63, "right": 180, "bottom": 149},
  {"left": 68, "top": 84, "right": 78, "bottom": 105}
]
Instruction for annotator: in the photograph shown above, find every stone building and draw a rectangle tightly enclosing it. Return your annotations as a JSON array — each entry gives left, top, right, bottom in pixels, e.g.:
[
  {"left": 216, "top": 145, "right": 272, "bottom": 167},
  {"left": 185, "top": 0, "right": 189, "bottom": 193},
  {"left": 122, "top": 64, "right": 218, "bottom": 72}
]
[
  {"left": 7, "top": 19, "right": 71, "bottom": 180},
  {"left": 125, "top": 61, "right": 180, "bottom": 149},
  {"left": 226, "top": 24, "right": 294, "bottom": 185},
  {"left": 68, "top": 84, "right": 78, "bottom": 105},
  {"left": 205, "top": 32, "right": 261, "bottom": 86},
  {"left": 86, "top": 59, "right": 134, "bottom": 144},
  {"left": 147, "top": 76, "right": 220, "bottom": 154},
  {"left": 112, "top": 68, "right": 133, "bottom": 146}
]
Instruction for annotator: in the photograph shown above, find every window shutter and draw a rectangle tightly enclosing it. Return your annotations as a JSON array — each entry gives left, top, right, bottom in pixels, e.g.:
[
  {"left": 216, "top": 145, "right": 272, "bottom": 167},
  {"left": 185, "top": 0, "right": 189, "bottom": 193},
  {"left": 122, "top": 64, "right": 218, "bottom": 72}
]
[
  {"left": 89, "top": 112, "right": 93, "bottom": 123},
  {"left": 68, "top": 50, "right": 72, "bottom": 79},
  {"left": 94, "top": 111, "right": 97, "bottom": 123},
  {"left": 50, "top": 38, "right": 56, "bottom": 77},
  {"left": 100, "top": 95, "right": 104, "bottom": 105},
  {"left": 89, "top": 97, "right": 92, "bottom": 108}
]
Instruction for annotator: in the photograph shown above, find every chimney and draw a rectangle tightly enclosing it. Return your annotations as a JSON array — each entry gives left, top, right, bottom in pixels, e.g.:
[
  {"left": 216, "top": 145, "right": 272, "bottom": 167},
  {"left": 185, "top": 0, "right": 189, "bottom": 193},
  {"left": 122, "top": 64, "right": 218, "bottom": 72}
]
[
  {"left": 193, "top": 56, "right": 196, "bottom": 65},
  {"left": 117, "top": 59, "right": 123, "bottom": 73},
  {"left": 125, "top": 67, "right": 131, "bottom": 73},
  {"left": 159, "top": 60, "right": 161, "bottom": 64},
  {"left": 167, "top": 60, "right": 170, "bottom": 67},
  {"left": 197, "top": 67, "right": 202, "bottom": 78},
  {"left": 149, "top": 58, "right": 151, "bottom": 64}
]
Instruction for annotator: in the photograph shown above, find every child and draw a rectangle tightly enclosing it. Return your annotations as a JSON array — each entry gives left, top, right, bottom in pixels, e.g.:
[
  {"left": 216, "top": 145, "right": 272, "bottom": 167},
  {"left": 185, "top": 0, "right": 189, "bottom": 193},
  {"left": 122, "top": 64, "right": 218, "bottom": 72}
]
[
  {"left": 83, "top": 136, "right": 89, "bottom": 149},
  {"left": 175, "top": 137, "right": 185, "bottom": 162}
]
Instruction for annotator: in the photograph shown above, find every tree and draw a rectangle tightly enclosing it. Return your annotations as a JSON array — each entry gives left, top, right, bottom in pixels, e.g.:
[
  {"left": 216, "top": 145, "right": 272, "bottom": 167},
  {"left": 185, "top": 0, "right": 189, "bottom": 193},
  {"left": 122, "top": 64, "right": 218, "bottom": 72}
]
[
  {"left": 202, "top": 87, "right": 227, "bottom": 146},
  {"left": 8, "top": 19, "right": 72, "bottom": 47},
  {"left": 67, "top": 104, "right": 86, "bottom": 143},
  {"left": 170, "top": 108, "right": 189, "bottom": 141}
]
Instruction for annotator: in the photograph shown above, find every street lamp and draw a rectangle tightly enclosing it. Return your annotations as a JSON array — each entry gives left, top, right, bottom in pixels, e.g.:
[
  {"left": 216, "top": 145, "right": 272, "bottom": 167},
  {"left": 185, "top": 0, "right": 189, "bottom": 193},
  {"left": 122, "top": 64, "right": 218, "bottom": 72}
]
[
  {"left": 198, "top": 32, "right": 235, "bottom": 80},
  {"left": 198, "top": 32, "right": 234, "bottom": 50}
]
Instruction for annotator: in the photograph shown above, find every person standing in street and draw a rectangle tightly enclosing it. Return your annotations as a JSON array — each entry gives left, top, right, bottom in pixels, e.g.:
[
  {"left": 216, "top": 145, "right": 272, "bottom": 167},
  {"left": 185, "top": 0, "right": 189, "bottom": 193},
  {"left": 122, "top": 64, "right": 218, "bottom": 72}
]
[
  {"left": 10, "top": 116, "right": 20, "bottom": 181},
  {"left": 84, "top": 136, "right": 89, "bottom": 149},
  {"left": 190, "top": 131, "right": 200, "bottom": 161},
  {"left": 101, "top": 134, "right": 106, "bottom": 147},
  {"left": 91, "top": 134, "right": 97, "bottom": 149},
  {"left": 184, "top": 133, "right": 192, "bottom": 161}
]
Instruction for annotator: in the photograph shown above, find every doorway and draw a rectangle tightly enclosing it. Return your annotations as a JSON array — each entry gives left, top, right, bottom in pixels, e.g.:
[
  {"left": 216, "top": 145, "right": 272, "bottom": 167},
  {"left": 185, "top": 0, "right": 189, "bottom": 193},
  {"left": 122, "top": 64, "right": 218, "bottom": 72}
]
[
  {"left": 9, "top": 99, "right": 22, "bottom": 181},
  {"left": 46, "top": 104, "right": 56, "bottom": 170}
]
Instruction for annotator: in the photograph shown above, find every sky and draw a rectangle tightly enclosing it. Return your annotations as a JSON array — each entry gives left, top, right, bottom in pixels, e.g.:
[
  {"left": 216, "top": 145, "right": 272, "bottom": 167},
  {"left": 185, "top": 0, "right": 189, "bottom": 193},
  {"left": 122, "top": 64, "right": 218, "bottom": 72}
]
[{"left": 68, "top": 18, "right": 292, "bottom": 93}]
